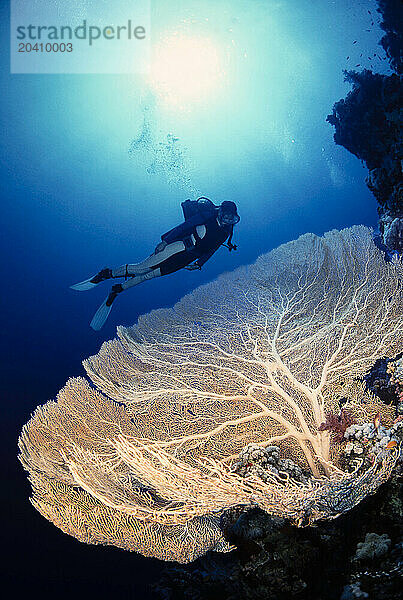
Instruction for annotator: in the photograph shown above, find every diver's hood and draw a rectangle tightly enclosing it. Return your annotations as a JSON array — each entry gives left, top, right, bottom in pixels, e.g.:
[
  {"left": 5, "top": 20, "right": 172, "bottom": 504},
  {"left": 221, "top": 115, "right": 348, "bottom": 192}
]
[{"left": 218, "top": 201, "right": 240, "bottom": 226}]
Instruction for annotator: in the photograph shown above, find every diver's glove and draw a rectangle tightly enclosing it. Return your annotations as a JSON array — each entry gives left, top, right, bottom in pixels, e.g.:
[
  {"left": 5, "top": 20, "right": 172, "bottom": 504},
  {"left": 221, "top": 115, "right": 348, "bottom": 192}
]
[
  {"left": 222, "top": 241, "right": 238, "bottom": 251},
  {"left": 155, "top": 240, "right": 168, "bottom": 254},
  {"left": 185, "top": 263, "right": 201, "bottom": 271}
]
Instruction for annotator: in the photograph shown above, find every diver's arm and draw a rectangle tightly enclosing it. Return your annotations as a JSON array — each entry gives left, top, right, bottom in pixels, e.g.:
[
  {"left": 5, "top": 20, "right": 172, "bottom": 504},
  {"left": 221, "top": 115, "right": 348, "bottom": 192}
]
[{"left": 226, "top": 226, "right": 237, "bottom": 250}]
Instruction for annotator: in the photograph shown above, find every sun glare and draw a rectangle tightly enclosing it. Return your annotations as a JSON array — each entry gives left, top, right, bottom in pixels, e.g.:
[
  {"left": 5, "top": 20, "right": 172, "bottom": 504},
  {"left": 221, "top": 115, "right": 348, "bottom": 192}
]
[{"left": 150, "top": 34, "right": 222, "bottom": 107}]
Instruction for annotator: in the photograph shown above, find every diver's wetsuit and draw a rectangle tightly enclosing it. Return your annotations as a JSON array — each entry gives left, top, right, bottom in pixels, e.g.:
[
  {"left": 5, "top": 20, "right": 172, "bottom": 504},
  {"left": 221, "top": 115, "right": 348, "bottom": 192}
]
[
  {"left": 157, "top": 214, "right": 233, "bottom": 274},
  {"left": 110, "top": 210, "right": 234, "bottom": 289}
]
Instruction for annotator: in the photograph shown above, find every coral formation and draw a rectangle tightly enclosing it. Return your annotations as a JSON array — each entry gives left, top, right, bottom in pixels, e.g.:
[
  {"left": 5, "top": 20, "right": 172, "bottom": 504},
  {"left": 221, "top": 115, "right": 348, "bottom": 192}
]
[
  {"left": 18, "top": 227, "right": 403, "bottom": 563},
  {"left": 365, "top": 354, "right": 403, "bottom": 413},
  {"left": 378, "top": 0, "right": 403, "bottom": 75},
  {"left": 319, "top": 409, "right": 355, "bottom": 443},
  {"left": 341, "top": 583, "right": 369, "bottom": 599},
  {"left": 354, "top": 532, "right": 391, "bottom": 561},
  {"left": 343, "top": 417, "right": 403, "bottom": 473},
  {"left": 327, "top": 0, "right": 403, "bottom": 254},
  {"left": 155, "top": 479, "right": 403, "bottom": 599},
  {"left": 327, "top": 70, "right": 402, "bottom": 253},
  {"left": 387, "top": 356, "right": 403, "bottom": 414},
  {"left": 232, "top": 443, "right": 311, "bottom": 485}
]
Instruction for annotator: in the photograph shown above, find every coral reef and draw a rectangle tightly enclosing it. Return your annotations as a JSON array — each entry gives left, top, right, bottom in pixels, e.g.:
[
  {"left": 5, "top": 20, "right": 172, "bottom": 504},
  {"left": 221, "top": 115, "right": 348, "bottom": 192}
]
[
  {"left": 319, "top": 409, "right": 355, "bottom": 443},
  {"left": 378, "top": 0, "right": 403, "bottom": 75},
  {"left": 343, "top": 418, "right": 403, "bottom": 474},
  {"left": 387, "top": 356, "right": 403, "bottom": 414},
  {"left": 341, "top": 582, "right": 369, "bottom": 599},
  {"left": 364, "top": 355, "right": 403, "bottom": 415},
  {"left": 344, "top": 516, "right": 402, "bottom": 600},
  {"left": 153, "top": 348, "right": 403, "bottom": 597},
  {"left": 19, "top": 227, "right": 403, "bottom": 563},
  {"left": 154, "top": 478, "right": 403, "bottom": 600},
  {"left": 232, "top": 443, "right": 311, "bottom": 485},
  {"left": 327, "top": 0, "right": 403, "bottom": 254},
  {"left": 327, "top": 70, "right": 402, "bottom": 253},
  {"left": 354, "top": 532, "right": 391, "bottom": 560}
]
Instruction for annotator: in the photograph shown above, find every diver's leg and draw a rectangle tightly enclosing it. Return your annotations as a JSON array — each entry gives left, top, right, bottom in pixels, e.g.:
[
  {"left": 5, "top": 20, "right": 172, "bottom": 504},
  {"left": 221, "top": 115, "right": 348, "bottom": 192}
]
[
  {"left": 89, "top": 269, "right": 162, "bottom": 331},
  {"left": 72, "top": 242, "right": 185, "bottom": 292},
  {"left": 112, "top": 241, "right": 186, "bottom": 276},
  {"left": 121, "top": 268, "right": 162, "bottom": 290}
]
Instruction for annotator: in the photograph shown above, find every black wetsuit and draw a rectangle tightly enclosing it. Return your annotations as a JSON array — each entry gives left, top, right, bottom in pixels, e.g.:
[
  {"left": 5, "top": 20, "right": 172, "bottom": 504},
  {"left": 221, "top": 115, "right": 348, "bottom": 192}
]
[{"left": 156, "top": 213, "right": 233, "bottom": 275}]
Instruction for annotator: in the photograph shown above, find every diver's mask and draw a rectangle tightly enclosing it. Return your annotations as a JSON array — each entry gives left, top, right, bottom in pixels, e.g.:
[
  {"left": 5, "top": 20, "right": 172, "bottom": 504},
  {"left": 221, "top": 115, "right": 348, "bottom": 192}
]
[{"left": 217, "top": 201, "right": 240, "bottom": 227}]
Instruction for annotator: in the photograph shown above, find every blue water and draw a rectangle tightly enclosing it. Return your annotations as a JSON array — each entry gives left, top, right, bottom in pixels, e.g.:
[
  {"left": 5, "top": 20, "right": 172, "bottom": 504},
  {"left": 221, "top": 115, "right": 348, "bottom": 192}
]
[{"left": 1, "top": 0, "right": 392, "bottom": 597}]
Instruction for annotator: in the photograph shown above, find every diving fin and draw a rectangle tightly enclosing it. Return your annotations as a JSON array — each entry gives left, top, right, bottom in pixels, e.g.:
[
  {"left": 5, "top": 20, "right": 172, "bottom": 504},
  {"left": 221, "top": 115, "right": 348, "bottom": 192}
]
[
  {"left": 70, "top": 268, "right": 113, "bottom": 291},
  {"left": 70, "top": 277, "right": 99, "bottom": 291},
  {"left": 90, "top": 284, "right": 122, "bottom": 331},
  {"left": 90, "top": 298, "right": 113, "bottom": 331}
]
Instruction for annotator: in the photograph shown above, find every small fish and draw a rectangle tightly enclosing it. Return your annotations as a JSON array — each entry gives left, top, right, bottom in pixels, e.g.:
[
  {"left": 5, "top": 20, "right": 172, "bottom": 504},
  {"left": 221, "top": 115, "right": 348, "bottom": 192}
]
[
  {"left": 347, "top": 56, "right": 350, "bottom": 60},
  {"left": 386, "top": 440, "right": 398, "bottom": 449},
  {"left": 366, "top": 29, "right": 371, "bottom": 32},
  {"left": 355, "top": 64, "right": 361, "bottom": 67},
  {"left": 368, "top": 9, "right": 371, "bottom": 14},
  {"left": 373, "top": 411, "right": 381, "bottom": 429},
  {"left": 353, "top": 40, "right": 357, "bottom": 44}
]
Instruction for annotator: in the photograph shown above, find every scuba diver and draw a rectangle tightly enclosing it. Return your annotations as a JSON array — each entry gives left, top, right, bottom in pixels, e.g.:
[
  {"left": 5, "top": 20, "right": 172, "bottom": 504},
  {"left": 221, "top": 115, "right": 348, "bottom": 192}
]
[{"left": 71, "top": 197, "right": 240, "bottom": 330}]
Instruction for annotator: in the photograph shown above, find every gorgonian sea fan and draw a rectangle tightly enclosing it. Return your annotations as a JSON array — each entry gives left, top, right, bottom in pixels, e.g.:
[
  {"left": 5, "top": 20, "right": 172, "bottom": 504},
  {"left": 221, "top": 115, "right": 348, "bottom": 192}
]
[{"left": 19, "top": 226, "right": 403, "bottom": 563}]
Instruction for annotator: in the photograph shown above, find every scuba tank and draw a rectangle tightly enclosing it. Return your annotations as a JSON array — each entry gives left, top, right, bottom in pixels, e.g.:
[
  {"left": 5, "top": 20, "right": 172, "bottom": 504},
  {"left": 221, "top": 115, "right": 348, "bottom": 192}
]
[{"left": 181, "top": 197, "right": 217, "bottom": 221}]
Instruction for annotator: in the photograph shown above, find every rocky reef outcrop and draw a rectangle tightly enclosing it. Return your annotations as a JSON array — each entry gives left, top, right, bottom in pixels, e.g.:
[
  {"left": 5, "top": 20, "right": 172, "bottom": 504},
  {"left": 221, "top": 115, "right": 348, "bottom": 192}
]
[
  {"left": 378, "top": 0, "right": 402, "bottom": 75},
  {"left": 327, "top": 0, "right": 402, "bottom": 254}
]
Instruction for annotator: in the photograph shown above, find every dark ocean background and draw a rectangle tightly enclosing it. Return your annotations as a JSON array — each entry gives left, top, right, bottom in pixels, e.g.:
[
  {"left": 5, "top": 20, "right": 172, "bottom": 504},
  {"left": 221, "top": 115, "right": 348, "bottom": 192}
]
[{"left": 1, "top": 1, "right": 394, "bottom": 597}]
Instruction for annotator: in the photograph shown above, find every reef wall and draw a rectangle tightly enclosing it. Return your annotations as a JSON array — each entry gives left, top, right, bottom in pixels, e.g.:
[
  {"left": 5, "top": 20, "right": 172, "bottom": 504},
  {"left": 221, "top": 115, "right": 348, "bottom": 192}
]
[{"left": 327, "top": 0, "right": 402, "bottom": 253}]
